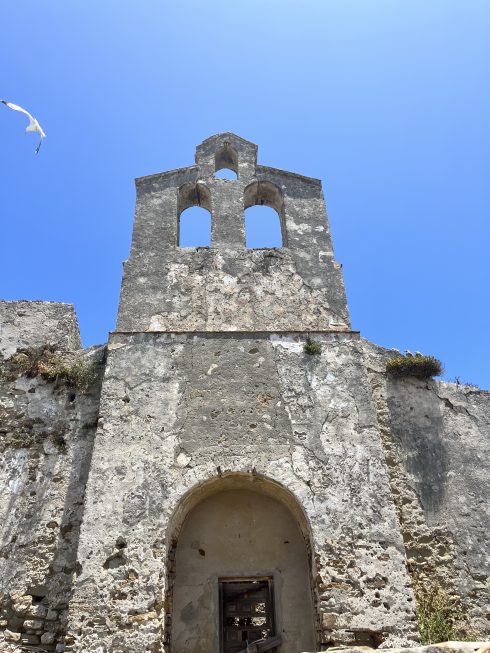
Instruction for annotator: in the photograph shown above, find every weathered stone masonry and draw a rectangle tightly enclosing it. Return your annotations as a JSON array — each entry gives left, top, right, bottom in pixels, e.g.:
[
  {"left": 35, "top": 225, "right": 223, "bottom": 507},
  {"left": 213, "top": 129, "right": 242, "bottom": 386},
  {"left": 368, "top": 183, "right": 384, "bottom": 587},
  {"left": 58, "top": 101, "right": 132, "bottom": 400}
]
[
  {"left": 0, "top": 134, "right": 488, "bottom": 653},
  {"left": 0, "top": 302, "right": 105, "bottom": 650}
]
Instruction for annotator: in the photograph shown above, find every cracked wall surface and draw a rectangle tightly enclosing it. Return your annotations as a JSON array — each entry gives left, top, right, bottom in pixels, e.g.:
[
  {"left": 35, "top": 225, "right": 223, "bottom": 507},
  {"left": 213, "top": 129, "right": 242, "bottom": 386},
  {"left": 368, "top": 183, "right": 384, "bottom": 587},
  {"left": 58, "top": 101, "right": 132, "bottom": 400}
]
[{"left": 363, "top": 340, "right": 490, "bottom": 639}]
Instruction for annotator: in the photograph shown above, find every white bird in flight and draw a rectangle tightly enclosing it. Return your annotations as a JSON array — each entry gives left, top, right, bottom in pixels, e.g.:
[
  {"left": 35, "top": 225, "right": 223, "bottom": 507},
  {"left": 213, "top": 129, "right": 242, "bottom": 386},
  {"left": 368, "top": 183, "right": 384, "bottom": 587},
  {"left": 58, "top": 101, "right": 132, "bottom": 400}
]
[{"left": 1, "top": 100, "right": 46, "bottom": 153}]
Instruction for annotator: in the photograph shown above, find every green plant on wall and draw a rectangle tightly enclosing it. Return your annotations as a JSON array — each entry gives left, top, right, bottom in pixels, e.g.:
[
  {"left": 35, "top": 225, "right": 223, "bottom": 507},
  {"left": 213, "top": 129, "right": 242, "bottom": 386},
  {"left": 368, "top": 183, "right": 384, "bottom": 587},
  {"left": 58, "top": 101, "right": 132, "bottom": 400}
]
[
  {"left": 304, "top": 339, "right": 322, "bottom": 356},
  {"left": 386, "top": 353, "right": 443, "bottom": 379},
  {"left": 6, "top": 345, "right": 97, "bottom": 392},
  {"left": 413, "top": 580, "right": 476, "bottom": 644}
]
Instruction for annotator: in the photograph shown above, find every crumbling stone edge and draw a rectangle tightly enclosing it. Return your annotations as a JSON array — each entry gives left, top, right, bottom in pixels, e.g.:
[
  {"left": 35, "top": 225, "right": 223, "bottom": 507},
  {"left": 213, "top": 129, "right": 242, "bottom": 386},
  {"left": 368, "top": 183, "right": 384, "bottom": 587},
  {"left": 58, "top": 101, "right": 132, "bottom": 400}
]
[{"left": 323, "top": 643, "right": 490, "bottom": 653}]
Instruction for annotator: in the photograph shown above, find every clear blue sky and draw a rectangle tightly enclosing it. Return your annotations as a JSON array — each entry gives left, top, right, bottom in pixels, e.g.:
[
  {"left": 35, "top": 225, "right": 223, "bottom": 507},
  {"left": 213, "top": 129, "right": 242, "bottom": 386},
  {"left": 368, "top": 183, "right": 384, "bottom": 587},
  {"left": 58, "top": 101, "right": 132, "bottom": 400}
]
[{"left": 1, "top": 1, "right": 489, "bottom": 387}]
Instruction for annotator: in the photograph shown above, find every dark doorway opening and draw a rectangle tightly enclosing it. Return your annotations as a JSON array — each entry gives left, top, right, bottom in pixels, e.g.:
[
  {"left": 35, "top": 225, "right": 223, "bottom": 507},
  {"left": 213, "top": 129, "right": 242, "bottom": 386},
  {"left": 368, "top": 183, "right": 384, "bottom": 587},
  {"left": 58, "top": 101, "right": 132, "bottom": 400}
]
[{"left": 219, "top": 578, "right": 275, "bottom": 653}]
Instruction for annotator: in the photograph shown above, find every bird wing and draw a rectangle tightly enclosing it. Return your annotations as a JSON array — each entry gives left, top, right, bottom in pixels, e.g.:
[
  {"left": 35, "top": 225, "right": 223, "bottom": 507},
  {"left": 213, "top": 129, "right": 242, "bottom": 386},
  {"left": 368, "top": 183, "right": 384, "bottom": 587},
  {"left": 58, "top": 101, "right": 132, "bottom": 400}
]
[
  {"left": 1, "top": 100, "right": 35, "bottom": 121},
  {"left": 1, "top": 100, "right": 46, "bottom": 138}
]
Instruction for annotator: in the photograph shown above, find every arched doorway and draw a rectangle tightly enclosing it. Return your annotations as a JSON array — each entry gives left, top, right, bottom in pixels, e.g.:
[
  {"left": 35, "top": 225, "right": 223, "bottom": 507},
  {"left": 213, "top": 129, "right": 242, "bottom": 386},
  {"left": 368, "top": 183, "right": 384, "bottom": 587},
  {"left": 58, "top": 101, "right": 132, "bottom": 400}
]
[{"left": 167, "top": 475, "right": 316, "bottom": 653}]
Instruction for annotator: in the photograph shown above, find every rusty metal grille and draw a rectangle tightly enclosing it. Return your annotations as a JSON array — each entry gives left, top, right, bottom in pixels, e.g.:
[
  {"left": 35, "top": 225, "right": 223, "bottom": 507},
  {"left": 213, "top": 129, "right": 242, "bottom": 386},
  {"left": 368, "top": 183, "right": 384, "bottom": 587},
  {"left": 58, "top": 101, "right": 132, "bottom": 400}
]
[{"left": 219, "top": 578, "right": 275, "bottom": 653}]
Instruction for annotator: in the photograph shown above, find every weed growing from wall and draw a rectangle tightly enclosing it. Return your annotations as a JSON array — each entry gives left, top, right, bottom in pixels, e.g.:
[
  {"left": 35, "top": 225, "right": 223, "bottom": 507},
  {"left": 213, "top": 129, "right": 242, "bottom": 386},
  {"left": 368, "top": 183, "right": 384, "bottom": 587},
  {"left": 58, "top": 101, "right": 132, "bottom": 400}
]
[
  {"left": 304, "top": 339, "right": 322, "bottom": 356},
  {"left": 6, "top": 345, "right": 97, "bottom": 392},
  {"left": 386, "top": 354, "right": 443, "bottom": 379},
  {"left": 413, "top": 579, "right": 476, "bottom": 644},
  {"left": 452, "top": 377, "right": 482, "bottom": 390}
]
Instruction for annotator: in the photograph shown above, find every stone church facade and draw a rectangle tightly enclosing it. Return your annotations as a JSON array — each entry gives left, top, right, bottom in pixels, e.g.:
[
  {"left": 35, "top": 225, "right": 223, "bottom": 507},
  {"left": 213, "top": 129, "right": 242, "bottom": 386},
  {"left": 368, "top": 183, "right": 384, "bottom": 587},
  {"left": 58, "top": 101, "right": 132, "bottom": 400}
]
[{"left": 0, "top": 134, "right": 488, "bottom": 653}]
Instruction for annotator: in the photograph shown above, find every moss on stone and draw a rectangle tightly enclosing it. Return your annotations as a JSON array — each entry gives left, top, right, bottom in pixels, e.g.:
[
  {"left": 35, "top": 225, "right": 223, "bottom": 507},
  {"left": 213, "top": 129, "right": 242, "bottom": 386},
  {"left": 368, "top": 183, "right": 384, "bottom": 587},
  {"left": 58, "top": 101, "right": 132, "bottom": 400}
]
[{"left": 2, "top": 429, "right": 41, "bottom": 449}]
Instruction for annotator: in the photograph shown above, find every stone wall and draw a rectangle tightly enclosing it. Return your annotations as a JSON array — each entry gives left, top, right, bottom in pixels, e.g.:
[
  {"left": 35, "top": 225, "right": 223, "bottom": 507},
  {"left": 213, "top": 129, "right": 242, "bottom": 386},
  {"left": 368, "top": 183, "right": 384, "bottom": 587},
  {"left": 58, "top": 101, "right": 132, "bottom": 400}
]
[
  {"left": 66, "top": 332, "right": 418, "bottom": 653},
  {"left": 0, "top": 302, "right": 105, "bottom": 651},
  {"left": 363, "top": 340, "right": 490, "bottom": 639},
  {"left": 0, "top": 301, "right": 82, "bottom": 358}
]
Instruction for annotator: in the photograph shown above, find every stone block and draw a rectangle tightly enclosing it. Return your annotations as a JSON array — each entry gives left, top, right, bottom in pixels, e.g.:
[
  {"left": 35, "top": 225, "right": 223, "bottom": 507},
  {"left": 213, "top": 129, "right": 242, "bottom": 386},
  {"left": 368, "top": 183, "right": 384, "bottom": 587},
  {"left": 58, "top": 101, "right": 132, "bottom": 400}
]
[
  {"left": 322, "top": 612, "right": 339, "bottom": 629},
  {"left": 128, "top": 610, "right": 158, "bottom": 623},
  {"left": 12, "top": 595, "right": 32, "bottom": 615},
  {"left": 41, "top": 631, "right": 56, "bottom": 644},
  {"left": 26, "top": 603, "right": 47, "bottom": 618}
]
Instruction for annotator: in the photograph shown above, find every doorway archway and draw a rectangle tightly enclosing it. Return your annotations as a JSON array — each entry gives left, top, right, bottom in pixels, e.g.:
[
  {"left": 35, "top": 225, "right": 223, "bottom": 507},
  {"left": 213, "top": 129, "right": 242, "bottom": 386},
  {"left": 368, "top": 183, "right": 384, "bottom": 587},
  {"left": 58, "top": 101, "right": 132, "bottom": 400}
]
[{"left": 166, "top": 474, "right": 316, "bottom": 653}]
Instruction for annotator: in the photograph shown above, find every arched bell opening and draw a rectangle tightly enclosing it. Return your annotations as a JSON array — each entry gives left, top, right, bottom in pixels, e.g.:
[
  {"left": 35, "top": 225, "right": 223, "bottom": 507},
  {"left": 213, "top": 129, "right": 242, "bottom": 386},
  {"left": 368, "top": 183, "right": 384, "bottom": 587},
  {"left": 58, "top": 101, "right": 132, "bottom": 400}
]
[
  {"left": 177, "top": 182, "right": 212, "bottom": 247},
  {"left": 215, "top": 167, "right": 238, "bottom": 180},
  {"left": 164, "top": 473, "right": 317, "bottom": 653},
  {"left": 244, "top": 181, "right": 287, "bottom": 248},
  {"left": 215, "top": 143, "right": 239, "bottom": 180}
]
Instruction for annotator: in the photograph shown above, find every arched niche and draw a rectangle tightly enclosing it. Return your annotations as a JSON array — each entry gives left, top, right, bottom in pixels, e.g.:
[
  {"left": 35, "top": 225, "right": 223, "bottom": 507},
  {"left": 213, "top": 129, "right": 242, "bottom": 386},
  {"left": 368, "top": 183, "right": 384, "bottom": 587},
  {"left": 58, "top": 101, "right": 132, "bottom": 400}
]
[
  {"left": 244, "top": 181, "right": 287, "bottom": 248},
  {"left": 165, "top": 473, "right": 317, "bottom": 653},
  {"left": 177, "top": 182, "right": 212, "bottom": 247},
  {"left": 215, "top": 167, "right": 238, "bottom": 180},
  {"left": 215, "top": 143, "right": 239, "bottom": 178}
]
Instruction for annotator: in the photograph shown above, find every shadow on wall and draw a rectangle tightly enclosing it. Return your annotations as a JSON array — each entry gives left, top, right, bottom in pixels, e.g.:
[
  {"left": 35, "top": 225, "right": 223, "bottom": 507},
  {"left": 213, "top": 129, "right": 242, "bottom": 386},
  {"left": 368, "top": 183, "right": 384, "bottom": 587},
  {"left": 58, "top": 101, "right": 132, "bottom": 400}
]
[
  {"left": 45, "top": 349, "right": 106, "bottom": 614},
  {"left": 386, "top": 378, "right": 448, "bottom": 514}
]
